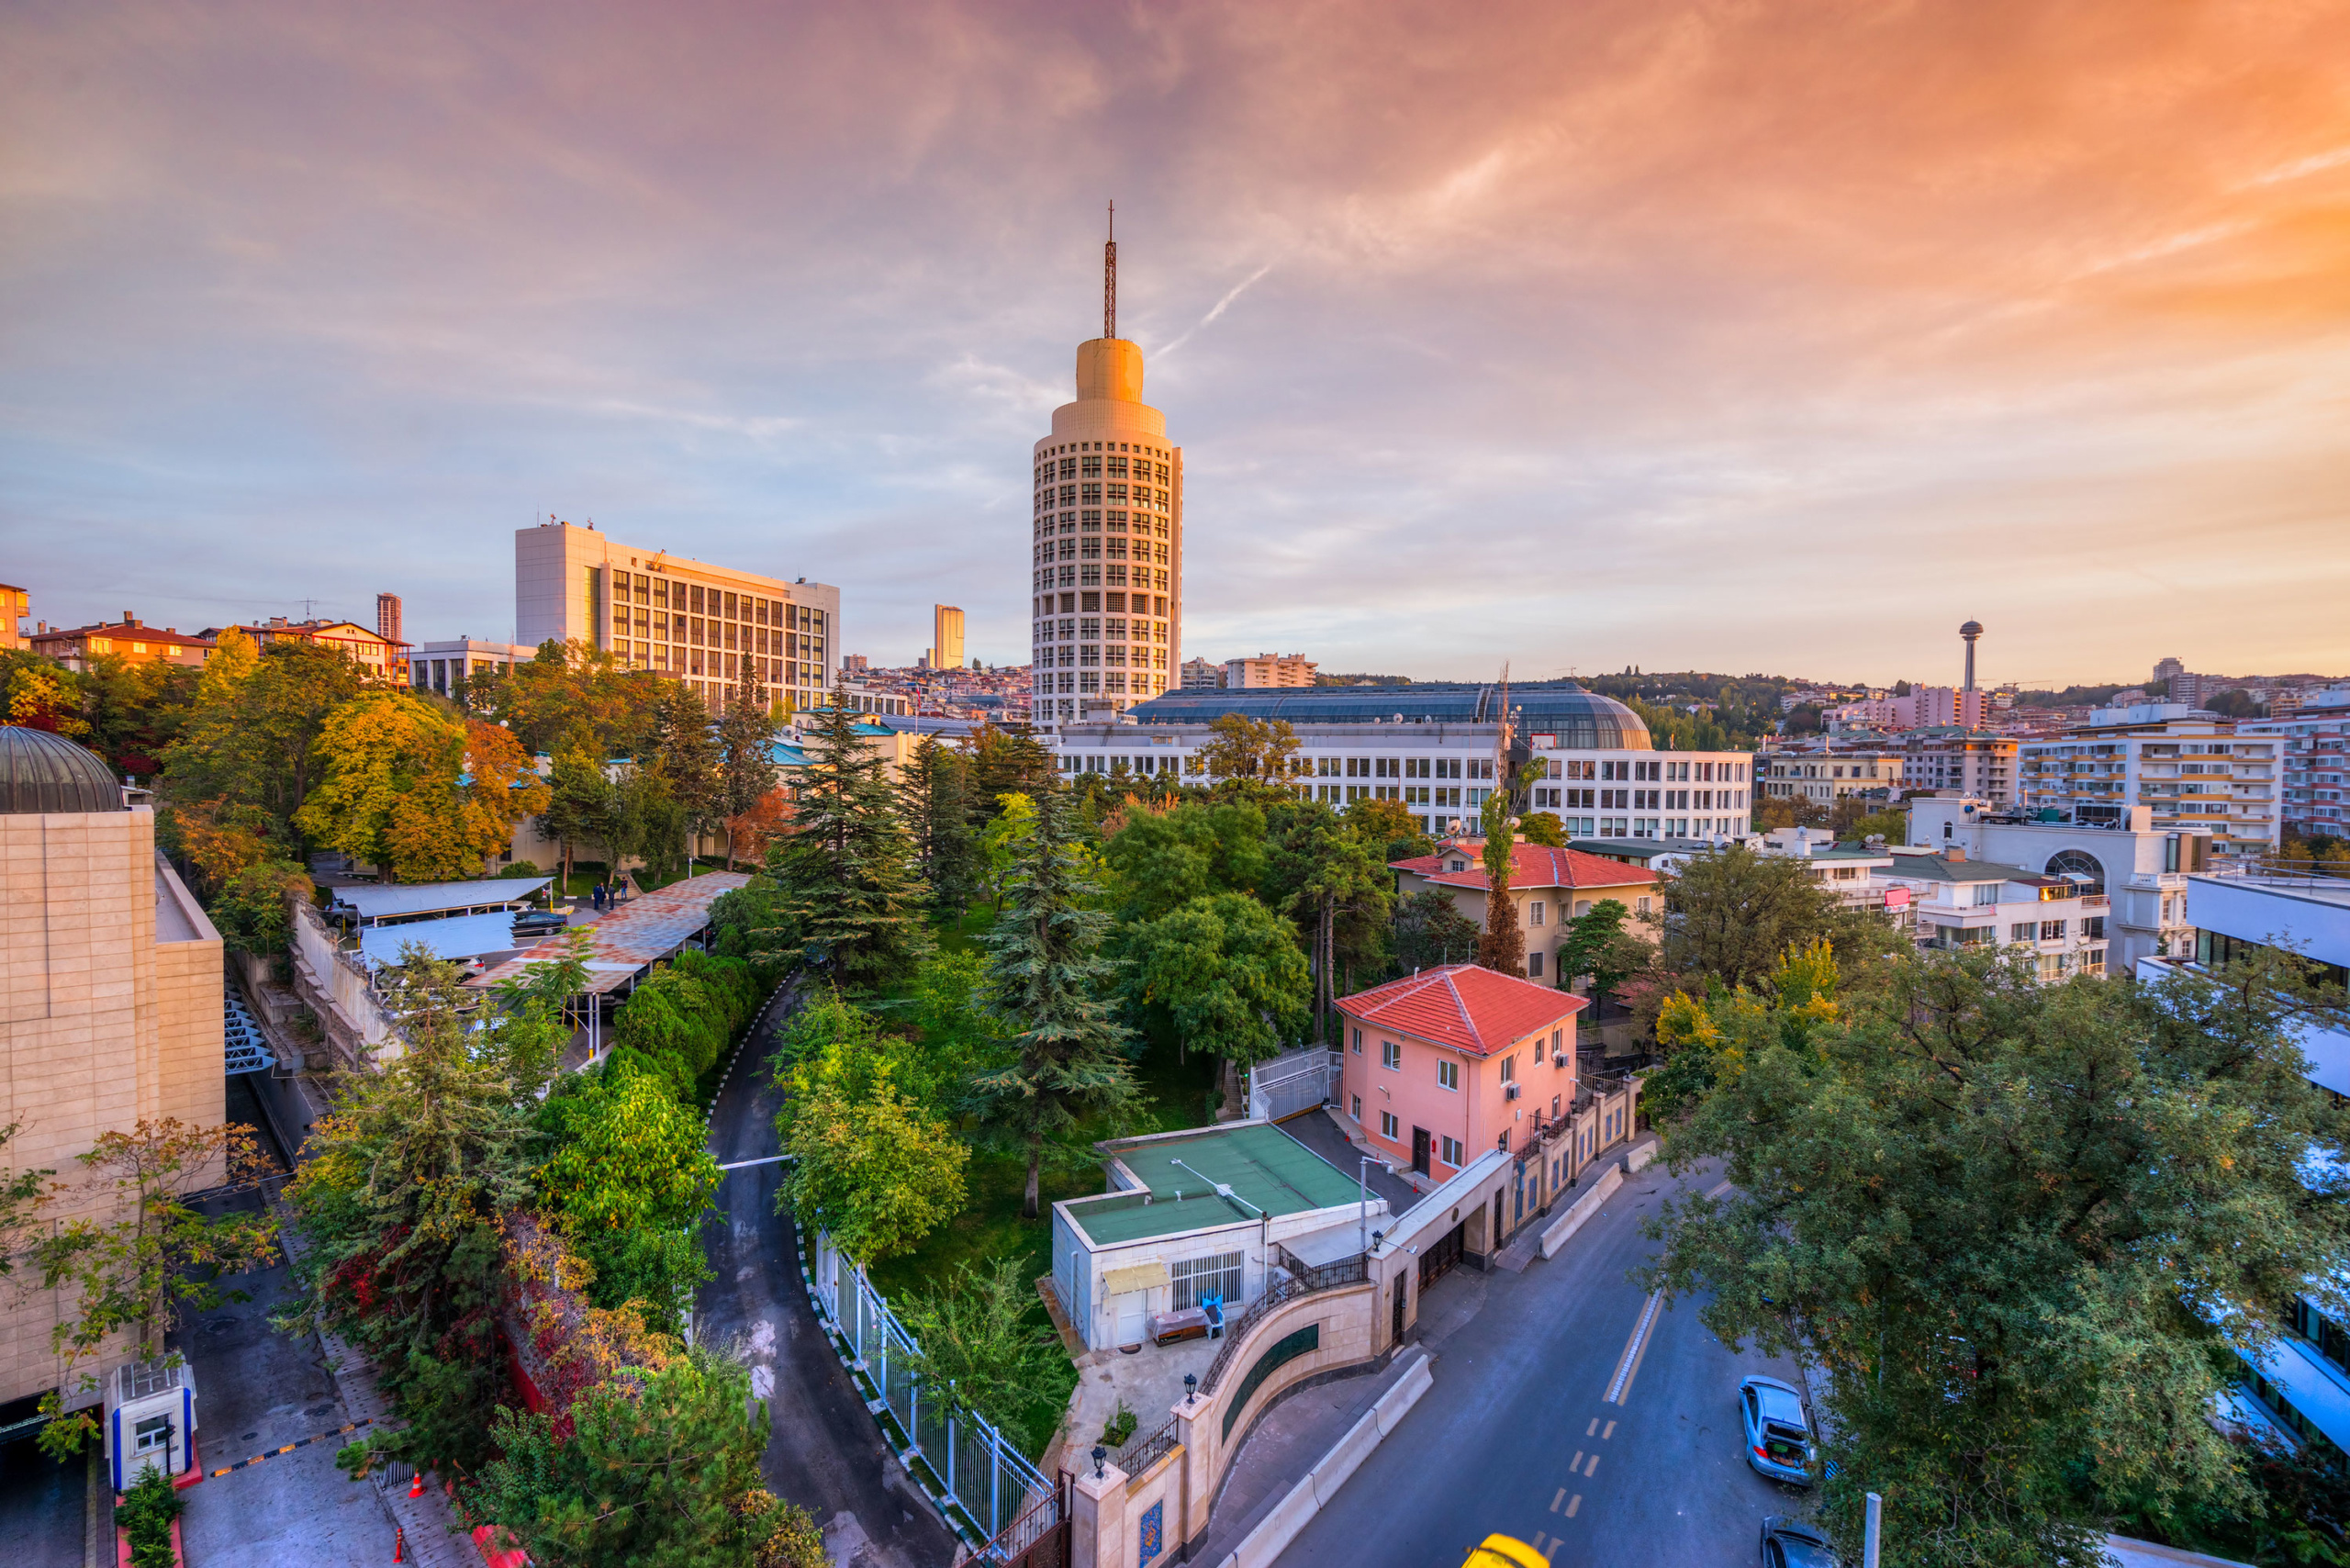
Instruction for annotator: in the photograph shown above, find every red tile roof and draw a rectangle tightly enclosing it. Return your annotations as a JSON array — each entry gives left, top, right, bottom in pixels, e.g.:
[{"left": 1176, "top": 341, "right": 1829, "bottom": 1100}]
[
  {"left": 1337, "top": 964, "right": 1586, "bottom": 1057},
  {"left": 1392, "top": 841, "right": 1658, "bottom": 891}
]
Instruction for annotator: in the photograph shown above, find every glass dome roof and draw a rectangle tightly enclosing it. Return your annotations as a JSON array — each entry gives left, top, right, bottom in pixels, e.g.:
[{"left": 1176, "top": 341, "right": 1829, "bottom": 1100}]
[{"left": 1126, "top": 682, "right": 1653, "bottom": 750}]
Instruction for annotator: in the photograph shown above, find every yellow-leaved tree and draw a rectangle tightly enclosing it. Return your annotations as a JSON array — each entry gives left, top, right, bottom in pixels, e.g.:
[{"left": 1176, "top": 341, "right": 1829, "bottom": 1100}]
[{"left": 297, "top": 695, "right": 550, "bottom": 883}]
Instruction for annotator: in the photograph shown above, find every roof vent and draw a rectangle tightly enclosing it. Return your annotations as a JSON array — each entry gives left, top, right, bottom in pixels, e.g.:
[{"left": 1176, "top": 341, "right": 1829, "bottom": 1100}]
[{"left": 1942, "top": 846, "right": 1966, "bottom": 862}]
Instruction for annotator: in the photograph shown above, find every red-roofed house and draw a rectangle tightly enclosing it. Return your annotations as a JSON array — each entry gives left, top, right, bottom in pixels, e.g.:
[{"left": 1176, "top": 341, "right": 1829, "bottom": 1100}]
[
  {"left": 1337, "top": 964, "right": 1596, "bottom": 1184},
  {"left": 1392, "top": 839, "right": 1660, "bottom": 985}
]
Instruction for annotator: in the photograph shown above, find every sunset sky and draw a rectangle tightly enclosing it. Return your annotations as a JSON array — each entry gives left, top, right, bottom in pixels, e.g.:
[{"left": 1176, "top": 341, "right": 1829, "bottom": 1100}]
[{"left": 5, "top": 2, "right": 2347, "bottom": 687}]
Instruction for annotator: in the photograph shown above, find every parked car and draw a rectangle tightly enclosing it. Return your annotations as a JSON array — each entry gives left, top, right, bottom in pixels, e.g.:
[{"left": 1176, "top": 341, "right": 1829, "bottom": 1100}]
[
  {"left": 510, "top": 909, "right": 569, "bottom": 937},
  {"left": 1759, "top": 1515, "right": 1837, "bottom": 1568},
  {"left": 1740, "top": 1374, "right": 1815, "bottom": 1484}
]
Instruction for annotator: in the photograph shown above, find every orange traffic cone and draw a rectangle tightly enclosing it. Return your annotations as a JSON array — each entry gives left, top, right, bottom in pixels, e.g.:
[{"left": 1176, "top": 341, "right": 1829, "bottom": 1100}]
[{"left": 408, "top": 1470, "right": 424, "bottom": 1497}]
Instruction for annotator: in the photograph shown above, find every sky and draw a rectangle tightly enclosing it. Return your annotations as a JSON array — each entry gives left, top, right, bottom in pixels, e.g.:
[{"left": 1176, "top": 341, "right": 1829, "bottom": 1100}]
[{"left": 4, "top": 1, "right": 2348, "bottom": 689}]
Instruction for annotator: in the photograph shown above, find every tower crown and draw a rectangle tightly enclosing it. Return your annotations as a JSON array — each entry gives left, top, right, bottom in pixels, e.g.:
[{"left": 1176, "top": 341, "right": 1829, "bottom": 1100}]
[{"left": 1075, "top": 337, "right": 1144, "bottom": 402}]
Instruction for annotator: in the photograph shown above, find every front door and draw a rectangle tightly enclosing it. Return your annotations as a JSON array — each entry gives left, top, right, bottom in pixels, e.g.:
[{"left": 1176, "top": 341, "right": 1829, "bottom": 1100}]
[
  {"left": 1113, "top": 1292, "right": 1147, "bottom": 1349},
  {"left": 1411, "top": 1126, "right": 1431, "bottom": 1176}
]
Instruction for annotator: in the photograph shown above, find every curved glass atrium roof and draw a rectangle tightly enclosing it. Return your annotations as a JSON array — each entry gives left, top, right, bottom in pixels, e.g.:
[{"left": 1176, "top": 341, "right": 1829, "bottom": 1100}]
[{"left": 1125, "top": 682, "right": 1653, "bottom": 751}]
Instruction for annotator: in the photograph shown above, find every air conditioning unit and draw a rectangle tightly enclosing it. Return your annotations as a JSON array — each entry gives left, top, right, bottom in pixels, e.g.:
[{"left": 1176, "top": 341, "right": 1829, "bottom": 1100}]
[
  {"left": 1505, "top": 1082, "right": 1521, "bottom": 1100},
  {"left": 1552, "top": 1052, "right": 1569, "bottom": 1069}
]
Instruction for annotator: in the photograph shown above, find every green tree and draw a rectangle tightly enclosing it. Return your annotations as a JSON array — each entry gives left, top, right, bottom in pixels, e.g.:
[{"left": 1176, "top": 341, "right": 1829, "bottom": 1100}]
[
  {"left": 207, "top": 859, "right": 316, "bottom": 956},
  {"left": 778, "top": 1058, "right": 968, "bottom": 1265},
  {"left": 1643, "top": 946, "right": 2350, "bottom": 1568},
  {"left": 281, "top": 941, "right": 584, "bottom": 1475},
  {"left": 1124, "top": 891, "right": 1310, "bottom": 1113},
  {"left": 537, "top": 1069, "right": 721, "bottom": 1332},
  {"left": 976, "top": 790, "right": 1139, "bottom": 1217},
  {"left": 1346, "top": 796, "right": 1434, "bottom": 865},
  {"left": 1659, "top": 842, "right": 1893, "bottom": 991},
  {"left": 966, "top": 722, "right": 1058, "bottom": 826},
  {"left": 898, "top": 1258, "right": 1072, "bottom": 1454},
  {"left": 32, "top": 1119, "right": 280, "bottom": 1456},
  {"left": 647, "top": 681, "right": 723, "bottom": 863},
  {"left": 1554, "top": 898, "right": 1648, "bottom": 1004},
  {"left": 482, "top": 638, "right": 664, "bottom": 761},
  {"left": 1472, "top": 794, "right": 1525, "bottom": 974},
  {"left": 716, "top": 666, "right": 777, "bottom": 868},
  {"left": 901, "top": 734, "right": 981, "bottom": 920},
  {"left": 1518, "top": 811, "right": 1564, "bottom": 847},
  {"left": 1198, "top": 711, "right": 1301, "bottom": 784},
  {"left": 1269, "top": 805, "right": 1390, "bottom": 1039},
  {"left": 766, "top": 701, "right": 929, "bottom": 989},
  {"left": 1394, "top": 888, "right": 1479, "bottom": 970},
  {"left": 475, "top": 1344, "right": 772, "bottom": 1568},
  {"left": 1102, "top": 798, "right": 1266, "bottom": 923},
  {"left": 978, "top": 791, "right": 1040, "bottom": 913},
  {"left": 540, "top": 746, "right": 610, "bottom": 890}
]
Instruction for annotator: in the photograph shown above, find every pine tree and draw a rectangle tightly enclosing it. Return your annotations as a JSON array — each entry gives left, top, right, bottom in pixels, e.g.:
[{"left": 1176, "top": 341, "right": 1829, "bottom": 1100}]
[
  {"left": 647, "top": 682, "right": 722, "bottom": 868},
  {"left": 975, "top": 789, "right": 1138, "bottom": 1218},
  {"left": 899, "top": 734, "right": 980, "bottom": 921},
  {"left": 1473, "top": 790, "right": 1525, "bottom": 974},
  {"left": 764, "top": 701, "right": 929, "bottom": 991},
  {"left": 715, "top": 666, "right": 776, "bottom": 869}
]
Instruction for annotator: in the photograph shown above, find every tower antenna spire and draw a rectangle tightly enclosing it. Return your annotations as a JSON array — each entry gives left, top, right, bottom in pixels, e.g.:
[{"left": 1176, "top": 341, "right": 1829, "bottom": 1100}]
[{"left": 1104, "top": 201, "right": 1116, "bottom": 340}]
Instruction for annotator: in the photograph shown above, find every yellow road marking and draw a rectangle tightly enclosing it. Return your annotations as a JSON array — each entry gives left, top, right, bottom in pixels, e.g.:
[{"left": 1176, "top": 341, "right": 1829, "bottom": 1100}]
[
  {"left": 1602, "top": 1419, "right": 1616, "bottom": 1440},
  {"left": 1566, "top": 1495, "right": 1582, "bottom": 1518},
  {"left": 1618, "top": 1296, "right": 1662, "bottom": 1406},
  {"left": 1550, "top": 1488, "right": 1565, "bottom": 1512},
  {"left": 1585, "top": 1417, "right": 1599, "bottom": 1437}
]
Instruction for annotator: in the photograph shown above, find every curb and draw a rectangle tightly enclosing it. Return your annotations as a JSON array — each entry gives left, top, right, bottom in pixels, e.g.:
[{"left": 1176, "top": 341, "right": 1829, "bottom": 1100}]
[{"left": 1214, "top": 1350, "right": 1433, "bottom": 1568}]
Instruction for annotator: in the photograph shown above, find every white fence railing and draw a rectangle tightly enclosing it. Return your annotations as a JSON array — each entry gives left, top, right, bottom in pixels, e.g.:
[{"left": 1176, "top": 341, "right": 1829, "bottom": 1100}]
[
  {"left": 1248, "top": 1046, "right": 1342, "bottom": 1123},
  {"left": 803, "top": 1227, "right": 1050, "bottom": 1545}
]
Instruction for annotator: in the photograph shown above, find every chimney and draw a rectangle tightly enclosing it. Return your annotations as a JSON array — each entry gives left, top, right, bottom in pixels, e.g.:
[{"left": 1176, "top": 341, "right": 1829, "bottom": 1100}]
[
  {"left": 123, "top": 611, "right": 136, "bottom": 626},
  {"left": 1942, "top": 846, "right": 1966, "bottom": 862}
]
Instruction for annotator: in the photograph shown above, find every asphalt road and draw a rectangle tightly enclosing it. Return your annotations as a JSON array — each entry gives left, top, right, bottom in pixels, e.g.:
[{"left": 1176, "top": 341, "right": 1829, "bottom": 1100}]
[
  {"left": 1279, "top": 1156, "right": 1807, "bottom": 1568},
  {"left": 698, "top": 983, "right": 959, "bottom": 1568}
]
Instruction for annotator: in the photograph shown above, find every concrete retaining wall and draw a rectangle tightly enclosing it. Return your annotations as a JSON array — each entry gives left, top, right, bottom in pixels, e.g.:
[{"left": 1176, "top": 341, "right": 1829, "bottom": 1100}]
[{"left": 1539, "top": 1165, "right": 1624, "bottom": 1259}]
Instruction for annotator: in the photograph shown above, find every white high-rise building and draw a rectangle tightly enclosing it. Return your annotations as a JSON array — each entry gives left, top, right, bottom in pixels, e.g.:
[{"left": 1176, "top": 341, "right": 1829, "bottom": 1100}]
[{"left": 1027, "top": 220, "right": 1181, "bottom": 729}]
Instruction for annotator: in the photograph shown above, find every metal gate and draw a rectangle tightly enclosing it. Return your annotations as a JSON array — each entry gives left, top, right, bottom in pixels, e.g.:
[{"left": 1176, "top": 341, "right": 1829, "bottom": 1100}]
[
  {"left": 1418, "top": 1221, "right": 1465, "bottom": 1289},
  {"left": 982, "top": 1473, "right": 1070, "bottom": 1568}
]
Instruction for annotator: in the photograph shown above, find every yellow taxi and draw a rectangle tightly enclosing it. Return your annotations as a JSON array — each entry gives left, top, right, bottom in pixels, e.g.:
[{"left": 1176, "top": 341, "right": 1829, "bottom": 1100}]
[{"left": 1462, "top": 1536, "right": 1549, "bottom": 1568}]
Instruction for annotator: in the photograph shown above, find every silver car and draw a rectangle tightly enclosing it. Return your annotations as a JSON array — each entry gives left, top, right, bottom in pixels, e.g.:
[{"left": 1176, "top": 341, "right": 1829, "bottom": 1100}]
[{"left": 1740, "top": 1375, "right": 1815, "bottom": 1485}]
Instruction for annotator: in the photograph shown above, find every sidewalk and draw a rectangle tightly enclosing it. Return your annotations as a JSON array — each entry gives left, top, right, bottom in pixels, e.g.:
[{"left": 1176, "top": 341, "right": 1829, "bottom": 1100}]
[{"left": 1188, "top": 1349, "right": 1425, "bottom": 1568}]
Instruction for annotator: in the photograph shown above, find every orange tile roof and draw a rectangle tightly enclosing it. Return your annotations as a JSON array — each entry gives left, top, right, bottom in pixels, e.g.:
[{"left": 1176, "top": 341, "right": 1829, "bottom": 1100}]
[
  {"left": 1392, "top": 841, "right": 1659, "bottom": 891},
  {"left": 1337, "top": 964, "right": 1586, "bottom": 1057}
]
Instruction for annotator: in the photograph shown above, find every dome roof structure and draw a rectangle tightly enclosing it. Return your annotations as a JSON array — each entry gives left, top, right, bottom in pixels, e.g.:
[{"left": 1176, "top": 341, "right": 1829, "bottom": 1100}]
[
  {"left": 1125, "top": 681, "right": 1654, "bottom": 751},
  {"left": 0, "top": 726, "right": 129, "bottom": 814}
]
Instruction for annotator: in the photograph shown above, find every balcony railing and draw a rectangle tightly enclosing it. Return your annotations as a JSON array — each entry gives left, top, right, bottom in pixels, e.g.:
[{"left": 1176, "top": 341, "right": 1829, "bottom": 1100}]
[{"left": 1199, "top": 1252, "right": 1369, "bottom": 1397}]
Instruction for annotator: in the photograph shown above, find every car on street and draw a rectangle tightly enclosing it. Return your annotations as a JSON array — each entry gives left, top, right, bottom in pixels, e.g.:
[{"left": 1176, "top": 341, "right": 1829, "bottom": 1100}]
[
  {"left": 1759, "top": 1515, "right": 1837, "bottom": 1567},
  {"left": 1740, "top": 1374, "right": 1815, "bottom": 1484},
  {"left": 1462, "top": 1537, "right": 1548, "bottom": 1568}
]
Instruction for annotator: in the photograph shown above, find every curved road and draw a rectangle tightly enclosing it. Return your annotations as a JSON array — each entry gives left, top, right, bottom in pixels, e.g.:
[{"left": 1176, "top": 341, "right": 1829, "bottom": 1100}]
[
  {"left": 1280, "top": 1156, "right": 1807, "bottom": 1568},
  {"left": 699, "top": 982, "right": 959, "bottom": 1568}
]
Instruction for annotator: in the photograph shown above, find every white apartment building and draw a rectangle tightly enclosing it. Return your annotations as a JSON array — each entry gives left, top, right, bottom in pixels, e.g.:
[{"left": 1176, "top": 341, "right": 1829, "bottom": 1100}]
[
  {"left": 1760, "top": 749, "right": 1906, "bottom": 805},
  {"left": 1754, "top": 826, "right": 1912, "bottom": 934},
  {"left": 1225, "top": 653, "right": 1316, "bottom": 689},
  {"left": 1058, "top": 684, "right": 1752, "bottom": 841},
  {"left": 2143, "top": 867, "right": 2350, "bottom": 1465},
  {"left": 1179, "top": 656, "right": 1222, "bottom": 690},
  {"left": 2016, "top": 709, "right": 2281, "bottom": 861},
  {"left": 1027, "top": 235, "right": 1181, "bottom": 728},
  {"left": 2239, "top": 689, "right": 2350, "bottom": 844},
  {"left": 1908, "top": 797, "right": 2206, "bottom": 968},
  {"left": 514, "top": 521, "right": 840, "bottom": 714},
  {"left": 1884, "top": 846, "right": 2113, "bottom": 980},
  {"left": 409, "top": 637, "right": 535, "bottom": 699},
  {"left": 1902, "top": 730, "right": 2018, "bottom": 805}
]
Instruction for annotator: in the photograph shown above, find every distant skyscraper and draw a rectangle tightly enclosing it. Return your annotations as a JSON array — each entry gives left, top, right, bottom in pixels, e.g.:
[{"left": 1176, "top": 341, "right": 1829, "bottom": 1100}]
[
  {"left": 376, "top": 592, "right": 402, "bottom": 646},
  {"left": 932, "top": 604, "right": 965, "bottom": 670},
  {"left": 1027, "top": 212, "right": 1182, "bottom": 728}
]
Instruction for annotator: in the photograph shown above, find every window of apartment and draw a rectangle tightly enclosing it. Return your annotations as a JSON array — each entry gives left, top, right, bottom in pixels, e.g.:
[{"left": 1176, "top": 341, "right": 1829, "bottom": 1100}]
[
  {"left": 1351, "top": 1028, "right": 1362, "bottom": 1053},
  {"left": 1381, "top": 1111, "right": 1400, "bottom": 1139},
  {"left": 1382, "top": 1039, "right": 1401, "bottom": 1070},
  {"left": 1437, "top": 1058, "right": 1459, "bottom": 1091},
  {"left": 1971, "top": 884, "right": 2000, "bottom": 906},
  {"left": 2040, "top": 919, "right": 2066, "bottom": 941},
  {"left": 1528, "top": 900, "right": 1545, "bottom": 926},
  {"left": 1528, "top": 951, "right": 1545, "bottom": 977},
  {"left": 1636, "top": 896, "right": 1652, "bottom": 914},
  {"left": 1169, "top": 1250, "right": 1243, "bottom": 1312},
  {"left": 2011, "top": 922, "right": 2038, "bottom": 942},
  {"left": 1497, "top": 1055, "right": 1516, "bottom": 1084},
  {"left": 2084, "top": 915, "right": 2106, "bottom": 940},
  {"left": 1439, "top": 1136, "right": 1464, "bottom": 1167}
]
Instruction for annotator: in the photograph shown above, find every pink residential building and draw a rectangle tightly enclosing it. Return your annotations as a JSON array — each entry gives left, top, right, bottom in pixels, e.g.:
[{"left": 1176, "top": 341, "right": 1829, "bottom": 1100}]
[{"left": 1336, "top": 965, "right": 1592, "bottom": 1183}]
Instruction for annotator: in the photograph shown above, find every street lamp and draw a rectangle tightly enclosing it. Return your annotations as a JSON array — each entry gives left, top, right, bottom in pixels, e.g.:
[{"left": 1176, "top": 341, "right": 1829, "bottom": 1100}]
[
  {"left": 1183, "top": 1373, "right": 1197, "bottom": 1406},
  {"left": 1091, "top": 1444, "right": 1108, "bottom": 1480}
]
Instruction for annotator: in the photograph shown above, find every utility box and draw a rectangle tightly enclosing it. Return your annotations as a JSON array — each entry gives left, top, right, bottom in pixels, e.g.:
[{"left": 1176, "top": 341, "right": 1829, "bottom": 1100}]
[{"left": 105, "top": 1359, "right": 197, "bottom": 1491}]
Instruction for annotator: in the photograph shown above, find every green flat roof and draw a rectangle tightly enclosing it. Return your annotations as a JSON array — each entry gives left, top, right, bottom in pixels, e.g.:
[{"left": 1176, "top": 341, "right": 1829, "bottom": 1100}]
[{"left": 1064, "top": 1123, "right": 1364, "bottom": 1247}]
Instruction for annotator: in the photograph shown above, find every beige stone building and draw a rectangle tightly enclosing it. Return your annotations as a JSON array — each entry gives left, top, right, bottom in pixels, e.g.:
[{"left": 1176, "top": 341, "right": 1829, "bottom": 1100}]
[
  {"left": 1029, "top": 230, "right": 1182, "bottom": 728},
  {"left": 30, "top": 616, "right": 216, "bottom": 673},
  {"left": 1224, "top": 653, "right": 1316, "bottom": 689},
  {"left": 514, "top": 520, "right": 842, "bottom": 715},
  {"left": 0, "top": 728, "right": 224, "bottom": 1413}
]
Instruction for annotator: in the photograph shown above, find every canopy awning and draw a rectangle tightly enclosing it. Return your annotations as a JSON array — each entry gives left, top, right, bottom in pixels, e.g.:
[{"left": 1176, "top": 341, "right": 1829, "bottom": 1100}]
[
  {"left": 332, "top": 877, "right": 551, "bottom": 924},
  {"left": 360, "top": 911, "right": 534, "bottom": 968},
  {"left": 1101, "top": 1260, "right": 1170, "bottom": 1295}
]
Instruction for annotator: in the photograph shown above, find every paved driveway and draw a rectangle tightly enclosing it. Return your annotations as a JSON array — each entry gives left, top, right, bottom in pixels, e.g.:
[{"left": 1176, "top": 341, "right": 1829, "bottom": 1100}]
[{"left": 699, "top": 984, "right": 959, "bottom": 1568}]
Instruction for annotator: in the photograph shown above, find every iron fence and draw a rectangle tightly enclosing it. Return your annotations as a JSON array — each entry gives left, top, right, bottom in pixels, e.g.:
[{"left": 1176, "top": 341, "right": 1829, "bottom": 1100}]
[
  {"left": 1102, "top": 1414, "right": 1179, "bottom": 1479},
  {"left": 1197, "top": 1252, "right": 1368, "bottom": 1396},
  {"left": 805, "top": 1227, "right": 1050, "bottom": 1543}
]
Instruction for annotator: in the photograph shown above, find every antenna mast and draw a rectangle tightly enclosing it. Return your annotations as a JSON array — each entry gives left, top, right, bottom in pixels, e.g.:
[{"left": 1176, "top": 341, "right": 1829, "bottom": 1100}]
[{"left": 1104, "top": 202, "right": 1117, "bottom": 340}]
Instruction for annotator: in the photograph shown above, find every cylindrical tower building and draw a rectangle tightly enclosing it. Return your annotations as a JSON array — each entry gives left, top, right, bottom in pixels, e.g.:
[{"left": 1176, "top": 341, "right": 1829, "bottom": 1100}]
[{"left": 1027, "top": 223, "right": 1181, "bottom": 729}]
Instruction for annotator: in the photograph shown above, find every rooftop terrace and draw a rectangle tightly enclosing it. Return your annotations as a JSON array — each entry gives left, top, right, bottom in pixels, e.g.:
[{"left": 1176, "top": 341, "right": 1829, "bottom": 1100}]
[{"left": 1064, "top": 1122, "right": 1366, "bottom": 1247}]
